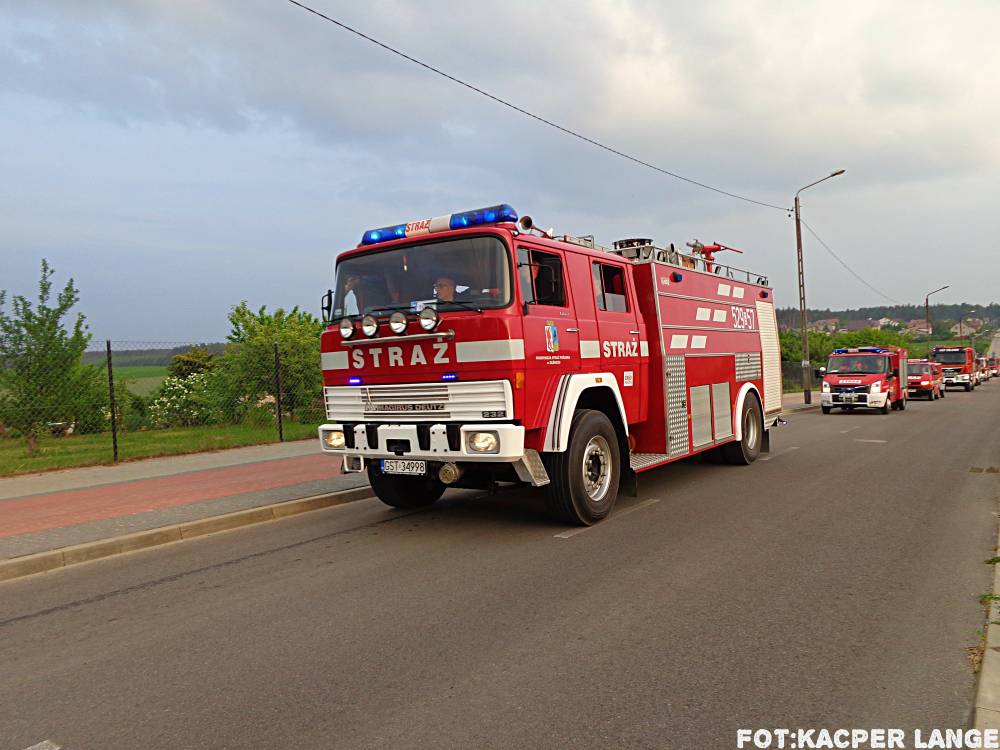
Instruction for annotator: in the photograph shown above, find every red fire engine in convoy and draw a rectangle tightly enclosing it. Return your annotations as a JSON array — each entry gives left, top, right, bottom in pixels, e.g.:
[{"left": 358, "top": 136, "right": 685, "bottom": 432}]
[
  {"left": 906, "top": 359, "right": 944, "bottom": 400},
  {"left": 930, "top": 346, "right": 977, "bottom": 391},
  {"left": 317, "top": 204, "right": 783, "bottom": 525},
  {"left": 989, "top": 355, "right": 999, "bottom": 378},
  {"left": 977, "top": 356, "right": 991, "bottom": 382},
  {"left": 819, "top": 346, "right": 908, "bottom": 414}
]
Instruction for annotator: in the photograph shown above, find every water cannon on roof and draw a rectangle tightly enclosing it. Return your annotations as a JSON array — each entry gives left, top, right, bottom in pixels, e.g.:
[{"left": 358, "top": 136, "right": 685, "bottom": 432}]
[{"left": 686, "top": 240, "right": 743, "bottom": 274}]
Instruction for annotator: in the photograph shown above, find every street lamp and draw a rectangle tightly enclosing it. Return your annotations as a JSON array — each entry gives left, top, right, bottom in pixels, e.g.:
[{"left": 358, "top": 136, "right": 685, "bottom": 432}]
[
  {"left": 794, "top": 169, "right": 846, "bottom": 404},
  {"left": 925, "top": 285, "right": 949, "bottom": 336}
]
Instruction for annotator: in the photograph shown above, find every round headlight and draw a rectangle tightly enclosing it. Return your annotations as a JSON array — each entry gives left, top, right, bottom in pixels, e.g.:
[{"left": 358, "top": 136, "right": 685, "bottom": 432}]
[
  {"left": 361, "top": 315, "right": 379, "bottom": 337},
  {"left": 389, "top": 311, "right": 408, "bottom": 334},
  {"left": 419, "top": 307, "right": 439, "bottom": 331},
  {"left": 339, "top": 318, "right": 354, "bottom": 339}
]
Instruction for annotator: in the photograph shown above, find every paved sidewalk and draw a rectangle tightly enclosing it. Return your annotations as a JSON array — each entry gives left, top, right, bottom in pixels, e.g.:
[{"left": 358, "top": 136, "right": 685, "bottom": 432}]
[
  {"left": 0, "top": 440, "right": 365, "bottom": 561},
  {"left": 781, "top": 391, "right": 820, "bottom": 412}
]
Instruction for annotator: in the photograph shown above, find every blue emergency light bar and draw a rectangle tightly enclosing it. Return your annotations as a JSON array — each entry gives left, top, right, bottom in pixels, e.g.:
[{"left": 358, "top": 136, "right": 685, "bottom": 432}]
[{"left": 360, "top": 204, "right": 518, "bottom": 246}]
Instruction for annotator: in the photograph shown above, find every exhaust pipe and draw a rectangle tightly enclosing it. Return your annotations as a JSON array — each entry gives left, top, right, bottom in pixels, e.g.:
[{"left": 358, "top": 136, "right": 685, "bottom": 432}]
[{"left": 438, "top": 462, "right": 463, "bottom": 485}]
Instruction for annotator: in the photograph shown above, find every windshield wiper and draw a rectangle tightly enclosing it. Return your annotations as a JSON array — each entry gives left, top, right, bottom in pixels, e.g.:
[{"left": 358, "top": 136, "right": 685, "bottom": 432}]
[
  {"left": 435, "top": 299, "right": 483, "bottom": 313},
  {"left": 366, "top": 305, "right": 413, "bottom": 316}
]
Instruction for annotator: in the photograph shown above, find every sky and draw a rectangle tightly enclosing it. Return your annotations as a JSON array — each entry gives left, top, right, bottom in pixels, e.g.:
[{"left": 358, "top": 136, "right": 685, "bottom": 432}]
[{"left": 2, "top": 0, "right": 999, "bottom": 343}]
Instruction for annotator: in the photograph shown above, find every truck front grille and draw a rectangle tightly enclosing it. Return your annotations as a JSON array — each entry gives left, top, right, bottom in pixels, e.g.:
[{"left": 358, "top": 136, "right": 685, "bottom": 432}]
[{"left": 324, "top": 380, "right": 512, "bottom": 422}]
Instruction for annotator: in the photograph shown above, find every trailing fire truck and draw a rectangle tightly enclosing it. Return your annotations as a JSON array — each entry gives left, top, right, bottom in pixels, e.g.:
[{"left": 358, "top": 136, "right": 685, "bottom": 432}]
[
  {"left": 818, "top": 346, "right": 908, "bottom": 414},
  {"left": 930, "top": 346, "right": 977, "bottom": 391},
  {"left": 317, "top": 203, "right": 783, "bottom": 525},
  {"left": 906, "top": 359, "right": 943, "bottom": 400},
  {"left": 977, "top": 356, "right": 991, "bottom": 382},
  {"left": 989, "top": 356, "right": 999, "bottom": 378}
]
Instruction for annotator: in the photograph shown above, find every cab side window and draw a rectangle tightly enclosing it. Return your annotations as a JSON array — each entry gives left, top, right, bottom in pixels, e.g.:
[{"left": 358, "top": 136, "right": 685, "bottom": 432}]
[
  {"left": 518, "top": 248, "right": 566, "bottom": 307},
  {"left": 592, "top": 262, "right": 629, "bottom": 312}
]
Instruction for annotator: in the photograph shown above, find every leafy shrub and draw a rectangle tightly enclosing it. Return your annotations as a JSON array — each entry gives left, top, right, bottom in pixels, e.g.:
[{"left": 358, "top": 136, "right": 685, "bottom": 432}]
[
  {"left": 149, "top": 373, "right": 221, "bottom": 428},
  {"left": 167, "top": 346, "right": 216, "bottom": 379}
]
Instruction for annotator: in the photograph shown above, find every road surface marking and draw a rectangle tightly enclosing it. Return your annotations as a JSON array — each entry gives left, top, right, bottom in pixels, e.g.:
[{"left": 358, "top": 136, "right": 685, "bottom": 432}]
[
  {"left": 758, "top": 446, "right": 800, "bottom": 462},
  {"left": 554, "top": 498, "right": 661, "bottom": 539},
  {"left": 855, "top": 438, "right": 888, "bottom": 444},
  {"left": 23, "top": 742, "right": 61, "bottom": 750},
  {"left": 840, "top": 426, "right": 861, "bottom": 434}
]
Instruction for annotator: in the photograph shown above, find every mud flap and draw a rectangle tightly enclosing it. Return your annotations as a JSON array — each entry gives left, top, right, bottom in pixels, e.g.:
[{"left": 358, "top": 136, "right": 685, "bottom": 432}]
[{"left": 621, "top": 467, "right": 639, "bottom": 497}]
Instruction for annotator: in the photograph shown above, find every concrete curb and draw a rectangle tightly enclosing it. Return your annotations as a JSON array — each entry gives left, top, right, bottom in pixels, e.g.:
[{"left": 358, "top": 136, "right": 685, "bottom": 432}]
[
  {"left": 974, "top": 513, "right": 1000, "bottom": 729},
  {"left": 0, "top": 486, "right": 373, "bottom": 584}
]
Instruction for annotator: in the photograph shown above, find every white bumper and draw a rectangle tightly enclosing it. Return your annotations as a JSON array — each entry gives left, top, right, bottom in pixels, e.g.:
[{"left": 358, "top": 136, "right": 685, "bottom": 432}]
[
  {"left": 318, "top": 422, "right": 525, "bottom": 462},
  {"left": 943, "top": 373, "right": 970, "bottom": 385}
]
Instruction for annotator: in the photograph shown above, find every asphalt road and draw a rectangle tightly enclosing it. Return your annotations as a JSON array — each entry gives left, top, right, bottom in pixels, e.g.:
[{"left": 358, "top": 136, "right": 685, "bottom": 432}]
[{"left": 2, "top": 382, "right": 999, "bottom": 749}]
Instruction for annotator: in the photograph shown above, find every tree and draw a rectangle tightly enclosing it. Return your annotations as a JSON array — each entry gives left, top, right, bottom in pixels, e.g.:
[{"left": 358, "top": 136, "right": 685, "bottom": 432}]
[
  {"left": 214, "top": 302, "right": 325, "bottom": 423},
  {"left": 0, "top": 260, "right": 105, "bottom": 453},
  {"left": 167, "top": 345, "right": 216, "bottom": 379}
]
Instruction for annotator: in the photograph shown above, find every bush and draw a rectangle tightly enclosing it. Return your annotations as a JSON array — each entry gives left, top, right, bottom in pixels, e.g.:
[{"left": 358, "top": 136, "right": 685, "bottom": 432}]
[
  {"left": 167, "top": 346, "right": 216, "bottom": 379},
  {"left": 148, "top": 373, "right": 221, "bottom": 428}
]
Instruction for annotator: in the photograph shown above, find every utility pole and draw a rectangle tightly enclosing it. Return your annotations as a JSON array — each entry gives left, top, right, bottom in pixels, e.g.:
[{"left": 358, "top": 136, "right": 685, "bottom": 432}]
[
  {"left": 793, "top": 169, "right": 845, "bottom": 404},
  {"left": 925, "top": 285, "right": 949, "bottom": 336},
  {"left": 794, "top": 195, "right": 810, "bottom": 403}
]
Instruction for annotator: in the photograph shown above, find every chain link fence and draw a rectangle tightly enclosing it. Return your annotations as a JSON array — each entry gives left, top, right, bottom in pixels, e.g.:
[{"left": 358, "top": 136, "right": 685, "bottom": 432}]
[{"left": 0, "top": 340, "right": 325, "bottom": 475}]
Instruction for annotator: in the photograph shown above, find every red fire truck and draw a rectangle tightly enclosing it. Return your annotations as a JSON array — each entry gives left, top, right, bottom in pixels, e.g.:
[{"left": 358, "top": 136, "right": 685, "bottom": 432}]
[
  {"left": 317, "top": 203, "right": 783, "bottom": 525},
  {"left": 930, "top": 346, "right": 977, "bottom": 391},
  {"left": 989, "top": 356, "right": 999, "bottom": 378},
  {"left": 977, "top": 356, "right": 991, "bottom": 382},
  {"left": 819, "top": 346, "right": 908, "bottom": 414},
  {"left": 906, "top": 359, "right": 943, "bottom": 400}
]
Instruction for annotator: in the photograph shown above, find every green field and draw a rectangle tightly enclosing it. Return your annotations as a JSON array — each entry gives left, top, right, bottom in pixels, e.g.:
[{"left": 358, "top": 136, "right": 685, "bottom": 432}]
[
  {"left": 0, "top": 421, "right": 318, "bottom": 477},
  {"left": 113, "top": 365, "right": 169, "bottom": 396}
]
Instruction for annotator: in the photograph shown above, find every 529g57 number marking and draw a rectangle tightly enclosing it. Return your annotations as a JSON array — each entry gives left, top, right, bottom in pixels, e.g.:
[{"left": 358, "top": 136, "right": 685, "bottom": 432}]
[{"left": 731, "top": 306, "right": 756, "bottom": 330}]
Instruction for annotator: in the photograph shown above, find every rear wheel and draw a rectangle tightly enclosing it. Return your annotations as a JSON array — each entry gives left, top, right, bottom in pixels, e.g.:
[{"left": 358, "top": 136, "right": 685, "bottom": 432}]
[
  {"left": 940, "top": 386, "right": 945, "bottom": 398},
  {"left": 367, "top": 462, "right": 446, "bottom": 509},
  {"left": 898, "top": 395, "right": 906, "bottom": 410},
  {"left": 722, "top": 394, "right": 764, "bottom": 465},
  {"left": 543, "top": 409, "right": 621, "bottom": 526}
]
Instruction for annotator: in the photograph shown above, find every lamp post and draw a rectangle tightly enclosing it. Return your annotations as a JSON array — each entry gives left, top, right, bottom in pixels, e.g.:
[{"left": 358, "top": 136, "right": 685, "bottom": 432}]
[
  {"left": 924, "top": 285, "right": 949, "bottom": 336},
  {"left": 795, "top": 169, "right": 845, "bottom": 404}
]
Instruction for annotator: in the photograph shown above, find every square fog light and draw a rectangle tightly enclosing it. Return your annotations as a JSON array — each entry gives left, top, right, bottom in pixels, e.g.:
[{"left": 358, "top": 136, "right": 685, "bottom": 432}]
[
  {"left": 466, "top": 431, "right": 500, "bottom": 454},
  {"left": 323, "top": 429, "right": 346, "bottom": 450}
]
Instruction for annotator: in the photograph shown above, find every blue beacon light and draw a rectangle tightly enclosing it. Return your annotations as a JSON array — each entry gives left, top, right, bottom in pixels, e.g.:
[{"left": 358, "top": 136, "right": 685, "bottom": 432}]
[{"left": 360, "top": 204, "right": 518, "bottom": 245}]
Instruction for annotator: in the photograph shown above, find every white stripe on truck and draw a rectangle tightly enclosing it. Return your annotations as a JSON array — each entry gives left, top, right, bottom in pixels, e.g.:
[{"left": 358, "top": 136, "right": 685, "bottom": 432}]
[{"left": 455, "top": 339, "right": 525, "bottom": 363}]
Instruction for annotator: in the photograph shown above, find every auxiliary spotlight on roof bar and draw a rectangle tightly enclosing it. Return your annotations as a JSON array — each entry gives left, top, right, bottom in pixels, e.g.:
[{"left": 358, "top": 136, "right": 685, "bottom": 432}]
[{"left": 360, "top": 204, "right": 518, "bottom": 246}]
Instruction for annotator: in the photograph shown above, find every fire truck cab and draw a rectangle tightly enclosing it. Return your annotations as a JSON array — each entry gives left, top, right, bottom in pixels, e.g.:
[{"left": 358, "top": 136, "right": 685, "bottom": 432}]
[
  {"left": 819, "top": 346, "right": 908, "bottom": 414},
  {"left": 906, "top": 359, "right": 943, "bottom": 400},
  {"left": 317, "top": 203, "right": 783, "bottom": 526},
  {"left": 931, "top": 346, "right": 977, "bottom": 391}
]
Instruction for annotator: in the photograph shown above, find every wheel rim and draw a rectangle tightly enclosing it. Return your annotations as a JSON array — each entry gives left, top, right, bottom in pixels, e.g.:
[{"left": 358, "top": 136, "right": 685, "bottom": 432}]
[
  {"left": 581, "top": 435, "right": 612, "bottom": 503},
  {"left": 743, "top": 406, "right": 759, "bottom": 450}
]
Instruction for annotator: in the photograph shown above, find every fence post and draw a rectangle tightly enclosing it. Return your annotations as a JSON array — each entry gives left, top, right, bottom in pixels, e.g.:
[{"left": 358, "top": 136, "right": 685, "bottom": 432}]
[
  {"left": 106, "top": 339, "right": 119, "bottom": 462},
  {"left": 273, "top": 341, "right": 284, "bottom": 442}
]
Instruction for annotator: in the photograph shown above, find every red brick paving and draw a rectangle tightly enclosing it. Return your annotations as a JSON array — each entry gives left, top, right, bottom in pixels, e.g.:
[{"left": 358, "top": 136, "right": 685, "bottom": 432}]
[{"left": 0, "top": 454, "right": 342, "bottom": 538}]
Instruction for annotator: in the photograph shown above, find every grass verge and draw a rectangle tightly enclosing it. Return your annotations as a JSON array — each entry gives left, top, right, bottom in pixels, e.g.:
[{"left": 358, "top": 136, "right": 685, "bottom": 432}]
[{"left": 0, "top": 421, "right": 317, "bottom": 477}]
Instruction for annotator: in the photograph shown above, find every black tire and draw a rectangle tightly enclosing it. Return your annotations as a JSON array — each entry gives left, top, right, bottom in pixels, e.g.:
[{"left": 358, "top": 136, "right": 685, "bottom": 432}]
[
  {"left": 543, "top": 409, "right": 621, "bottom": 526},
  {"left": 966, "top": 383, "right": 973, "bottom": 392},
  {"left": 881, "top": 398, "right": 891, "bottom": 414},
  {"left": 821, "top": 405, "right": 832, "bottom": 414},
  {"left": 722, "top": 394, "right": 764, "bottom": 465},
  {"left": 898, "top": 395, "right": 906, "bottom": 410},
  {"left": 367, "top": 462, "right": 446, "bottom": 509},
  {"left": 940, "top": 387, "right": 945, "bottom": 398}
]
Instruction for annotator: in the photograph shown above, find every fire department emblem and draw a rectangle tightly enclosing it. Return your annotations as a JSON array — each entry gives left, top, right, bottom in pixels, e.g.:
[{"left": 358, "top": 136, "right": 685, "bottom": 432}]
[{"left": 544, "top": 322, "right": 560, "bottom": 353}]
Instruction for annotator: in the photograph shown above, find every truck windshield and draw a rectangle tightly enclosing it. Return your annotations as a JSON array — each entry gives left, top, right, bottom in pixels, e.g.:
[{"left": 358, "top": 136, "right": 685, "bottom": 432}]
[
  {"left": 933, "top": 351, "right": 967, "bottom": 364},
  {"left": 826, "top": 355, "right": 889, "bottom": 374},
  {"left": 331, "top": 236, "right": 511, "bottom": 319},
  {"left": 907, "top": 364, "right": 930, "bottom": 375}
]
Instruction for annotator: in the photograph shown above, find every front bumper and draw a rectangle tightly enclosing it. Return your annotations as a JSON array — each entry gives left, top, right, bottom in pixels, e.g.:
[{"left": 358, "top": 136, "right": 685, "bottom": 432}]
[
  {"left": 318, "top": 422, "right": 525, "bottom": 462},
  {"left": 943, "top": 373, "right": 970, "bottom": 385},
  {"left": 821, "top": 391, "right": 888, "bottom": 408}
]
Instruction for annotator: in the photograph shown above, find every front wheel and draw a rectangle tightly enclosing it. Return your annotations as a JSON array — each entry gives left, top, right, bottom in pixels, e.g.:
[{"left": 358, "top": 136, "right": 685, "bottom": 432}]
[
  {"left": 722, "top": 394, "right": 764, "bottom": 465},
  {"left": 821, "top": 405, "right": 832, "bottom": 414},
  {"left": 881, "top": 398, "right": 891, "bottom": 414},
  {"left": 543, "top": 409, "right": 621, "bottom": 526},
  {"left": 367, "top": 462, "right": 446, "bottom": 509}
]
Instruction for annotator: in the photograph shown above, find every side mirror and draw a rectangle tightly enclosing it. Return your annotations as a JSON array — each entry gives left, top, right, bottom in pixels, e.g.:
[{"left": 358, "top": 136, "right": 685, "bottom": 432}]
[
  {"left": 892, "top": 368, "right": 900, "bottom": 378},
  {"left": 814, "top": 367, "right": 826, "bottom": 379},
  {"left": 321, "top": 290, "right": 333, "bottom": 322}
]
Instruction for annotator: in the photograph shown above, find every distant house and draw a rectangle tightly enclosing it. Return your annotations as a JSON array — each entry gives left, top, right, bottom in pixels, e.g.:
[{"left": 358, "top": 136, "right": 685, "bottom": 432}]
[
  {"left": 950, "top": 319, "right": 984, "bottom": 335},
  {"left": 839, "top": 319, "right": 877, "bottom": 333},
  {"left": 905, "top": 319, "right": 931, "bottom": 335},
  {"left": 878, "top": 317, "right": 901, "bottom": 328},
  {"left": 809, "top": 318, "right": 839, "bottom": 333}
]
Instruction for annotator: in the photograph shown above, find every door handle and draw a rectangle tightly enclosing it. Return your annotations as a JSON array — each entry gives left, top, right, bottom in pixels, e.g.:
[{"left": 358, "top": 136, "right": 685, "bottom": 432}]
[
  {"left": 565, "top": 327, "right": 579, "bottom": 332},
  {"left": 629, "top": 330, "right": 640, "bottom": 335}
]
